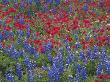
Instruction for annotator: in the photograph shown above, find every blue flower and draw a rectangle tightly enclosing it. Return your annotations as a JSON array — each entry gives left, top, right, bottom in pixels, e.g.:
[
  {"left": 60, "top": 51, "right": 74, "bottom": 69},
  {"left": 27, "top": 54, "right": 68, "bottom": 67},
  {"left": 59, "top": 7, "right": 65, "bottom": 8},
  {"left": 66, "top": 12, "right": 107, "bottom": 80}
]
[
  {"left": 19, "top": 17, "right": 24, "bottom": 24},
  {"left": 76, "top": 64, "right": 81, "bottom": 73},
  {"left": 96, "top": 63, "right": 103, "bottom": 75},
  {"left": 16, "top": 63, "right": 22, "bottom": 80},
  {"left": 0, "top": 43, "right": 2, "bottom": 49},
  {"left": 105, "top": 61, "right": 110, "bottom": 75},
  {"left": 2, "top": 0, "right": 9, "bottom": 5},
  {"left": 55, "top": 0, "right": 60, "bottom": 5},
  {"left": 68, "top": 75, "right": 73, "bottom": 82},
  {"left": 0, "top": 32, "right": 3, "bottom": 41},
  {"left": 79, "top": 51, "right": 85, "bottom": 61},
  {"left": 75, "top": 73, "right": 80, "bottom": 82},
  {"left": 26, "top": 25, "right": 31, "bottom": 38},
  {"left": 5, "top": 72, "right": 15, "bottom": 82},
  {"left": 47, "top": 52, "right": 53, "bottom": 62},
  {"left": 27, "top": 0, "right": 33, "bottom": 5},
  {"left": 46, "top": 0, "right": 53, "bottom": 4},
  {"left": 17, "top": 30, "right": 24, "bottom": 37},
  {"left": 81, "top": 66, "right": 87, "bottom": 80},
  {"left": 101, "top": 48, "right": 106, "bottom": 58},
  {"left": 27, "top": 70, "right": 34, "bottom": 82},
  {"left": 82, "top": 4, "right": 88, "bottom": 11}
]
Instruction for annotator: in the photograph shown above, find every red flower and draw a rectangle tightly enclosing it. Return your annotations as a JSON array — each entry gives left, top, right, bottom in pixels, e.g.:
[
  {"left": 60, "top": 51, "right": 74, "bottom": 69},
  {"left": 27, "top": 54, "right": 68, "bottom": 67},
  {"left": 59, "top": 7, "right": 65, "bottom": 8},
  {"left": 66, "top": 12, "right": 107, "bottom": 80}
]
[
  {"left": 36, "top": 32, "right": 40, "bottom": 36},
  {"left": 97, "top": 74, "right": 110, "bottom": 80},
  {"left": 83, "top": 19, "right": 92, "bottom": 28},
  {"left": 5, "top": 17, "right": 13, "bottom": 24},
  {"left": 94, "top": 80, "right": 100, "bottom": 82},
  {"left": 5, "top": 26, "right": 12, "bottom": 31},
  {"left": 2, "top": 11, "right": 10, "bottom": 17},
  {"left": 8, "top": 7, "right": 16, "bottom": 13},
  {"left": 14, "top": 22, "right": 26, "bottom": 30},
  {"left": 105, "top": 0, "right": 110, "bottom": 7},
  {"left": 34, "top": 40, "right": 41, "bottom": 45}
]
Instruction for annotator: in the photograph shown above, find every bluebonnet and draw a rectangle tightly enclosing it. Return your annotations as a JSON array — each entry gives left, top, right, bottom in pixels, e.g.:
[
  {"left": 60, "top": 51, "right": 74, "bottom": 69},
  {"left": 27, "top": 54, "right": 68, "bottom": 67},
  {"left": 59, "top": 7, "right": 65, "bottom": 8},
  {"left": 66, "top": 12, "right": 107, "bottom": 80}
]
[
  {"left": 27, "top": 70, "right": 34, "bottom": 82},
  {"left": 82, "top": 4, "right": 88, "bottom": 11},
  {"left": 24, "top": 56, "right": 33, "bottom": 70},
  {"left": 75, "top": 41, "right": 81, "bottom": 49},
  {"left": 10, "top": 49, "right": 20, "bottom": 59},
  {"left": 42, "top": 66, "right": 49, "bottom": 71},
  {"left": 27, "top": 10, "right": 31, "bottom": 17},
  {"left": 0, "top": 43, "right": 3, "bottom": 49},
  {"left": 76, "top": 64, "right": 81, "bottom": 73},
  {"left": 48, "top": 48, "right": 64, "bottom": 82},
  {"left": 23, "top": 41, "right": 39, "bottom": 58},
  {"left": 81, "top": 66, "right": 87, "bottom": 80},
  {"left": 68, "top": 75, "right": 73, "bottom": 82},
  {"left": 2, "top": 0, "right": 9, "bottom": 5},
  {"left": 79, "top": 51, "right": 85, "bottom": 61},
  {"left": 27, "top": 0, "right": 33, "bottom": 5},
  {"left": 34, "top": 0, "right": 40, "bottom": 4},
  {"left": 45, "top": 41, "right": 53, "bottom": 51},
  {"left": 55, "top": 0, "right": 60, "bottom": 5},
  {"left": 101, "top": 48, "right": 106, "bottom": 58},
  {"left": 69, "top": 4, "right": 73, "bottom": 13},
  {"left": 0, "top": 32, "right": 3, "bottom": 41},
  {"left": 16, "top": 63, "right": 22, "bottom": 80},
  {"left": 43, "top": 5, "right": 49, "bottom": 13},
  {"left": 16, "top": 37, "right": 22, "bottom": 45},
  {"left": 5, "top": 72, "right": 15, "bottom": 82},
  {"left": 105, "top": 60, "right": 110, "bottom": 75},
  {"left": 48, "top": 63, "right": 60, "bottom": 82},
  {"left": 47, "top": 52, "right": 53, "bottom": 62},
  {"left": 26, "top": 24, "right": 31, "bottom": 38},
  {"left": 74, "top": 34, "right": 79, "bottom": 41},
  {"left": 85, "top": 34, "right": 90, "bottom": 41},
  {"left": 64, "top": 40, "right": 74, "bottom": 66},
  {"left": 20, "top": 1, "right": 25, "bottom": 10},
  {"left": 46, "top": 0, "right": 53, "bottom": 4},
  {"left": 19, "top": 17, "right": 25, "bottom": 24},
  {"left": 75, "top": 64, "right": 81, "bottom": 82},
  {"left": 96, "top": 63, "right": 103, "bottom": 75},
  {"left": 17, "top": 30, "right": 24, "bottom": 37}
]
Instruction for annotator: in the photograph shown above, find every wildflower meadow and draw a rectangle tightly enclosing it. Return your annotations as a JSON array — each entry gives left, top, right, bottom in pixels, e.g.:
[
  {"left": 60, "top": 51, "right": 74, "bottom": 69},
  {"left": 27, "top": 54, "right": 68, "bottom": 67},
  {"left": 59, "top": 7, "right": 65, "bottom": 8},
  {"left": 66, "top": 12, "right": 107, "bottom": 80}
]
[{"left": 0, "top": 0, "right": 110, "bottom": 82}]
